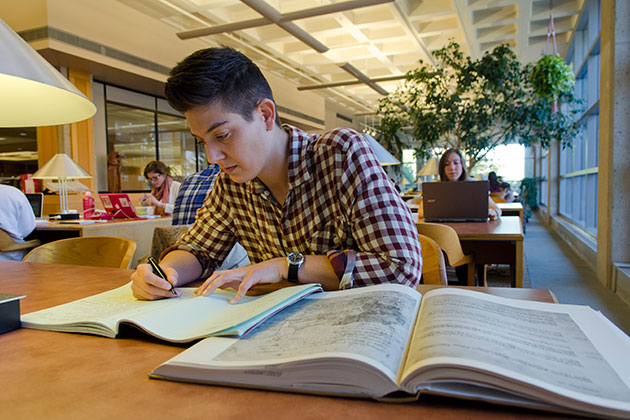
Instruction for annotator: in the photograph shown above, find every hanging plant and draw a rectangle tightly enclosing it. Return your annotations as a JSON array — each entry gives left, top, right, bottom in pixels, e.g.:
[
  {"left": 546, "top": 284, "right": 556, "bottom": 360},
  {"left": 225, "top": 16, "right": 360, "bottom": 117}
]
[{"left": 529, "top": 54, "right": 575, "bottom": 101}]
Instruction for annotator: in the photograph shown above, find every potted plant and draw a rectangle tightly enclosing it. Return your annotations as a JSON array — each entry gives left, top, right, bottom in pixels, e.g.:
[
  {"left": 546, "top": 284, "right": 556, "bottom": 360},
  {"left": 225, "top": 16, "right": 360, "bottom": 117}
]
[{"left": 529, "top": 54, "right": 575, "bottom": 102}]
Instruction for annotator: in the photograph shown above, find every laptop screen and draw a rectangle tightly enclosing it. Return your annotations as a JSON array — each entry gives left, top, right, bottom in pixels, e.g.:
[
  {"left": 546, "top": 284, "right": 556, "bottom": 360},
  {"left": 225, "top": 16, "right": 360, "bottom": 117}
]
[
  {"left": 99, "top": 193, "right": 139, "bottom": 219},
  {"left": 422, "top": 181, "right": 489, "bottom": 222},
  {"left": 25, "top": 193, "right": 43, "bottom": 218}
]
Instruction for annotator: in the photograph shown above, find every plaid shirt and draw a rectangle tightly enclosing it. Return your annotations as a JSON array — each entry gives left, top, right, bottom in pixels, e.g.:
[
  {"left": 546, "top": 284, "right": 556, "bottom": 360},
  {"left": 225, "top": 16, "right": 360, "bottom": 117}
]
[
  {"left": 171, "top": 166, "right": 220, "bottom": 226},
  {"left": 166, "top": 125, "right": 421, "bottom": 288}
]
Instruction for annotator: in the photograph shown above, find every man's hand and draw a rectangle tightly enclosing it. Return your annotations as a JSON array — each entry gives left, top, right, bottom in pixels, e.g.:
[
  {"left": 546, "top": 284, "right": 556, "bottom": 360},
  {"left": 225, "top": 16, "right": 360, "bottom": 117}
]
[
  {"left": 195, "top": 258, "right": 285, "bottom": 304},
  {"left": 131, "top": 263, "right": 181, "bottom": 300}
]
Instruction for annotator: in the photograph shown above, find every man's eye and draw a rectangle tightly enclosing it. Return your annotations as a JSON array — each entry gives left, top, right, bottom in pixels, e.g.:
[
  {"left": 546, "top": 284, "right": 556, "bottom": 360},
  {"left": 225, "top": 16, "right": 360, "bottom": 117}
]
[{"left": 215, "top": 132, "right": 229, "bottom": 141}]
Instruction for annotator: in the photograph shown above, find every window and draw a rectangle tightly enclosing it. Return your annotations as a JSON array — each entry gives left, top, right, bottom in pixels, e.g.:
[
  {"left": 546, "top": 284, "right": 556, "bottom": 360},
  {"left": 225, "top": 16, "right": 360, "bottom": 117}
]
[
  {"left": 107, "top": 103, "right": 156, "bottom": 191},
  {"left": 157, "top": 112, "right": 199, "bottom": 179},
  {"left": 0, "top": 127, "right": 38, "bottom": 185},
  {"left": 104, "top": 85, "right": 206, "bottom": 192},
  {"left": 402, "top": 149, "right": 417, "bottom": 187},
  {"left": 540, "top": 151, "right": 548, "bottom": 207},
  {"left": 558, "top": 0, "right": 600, "bottom": 235}
]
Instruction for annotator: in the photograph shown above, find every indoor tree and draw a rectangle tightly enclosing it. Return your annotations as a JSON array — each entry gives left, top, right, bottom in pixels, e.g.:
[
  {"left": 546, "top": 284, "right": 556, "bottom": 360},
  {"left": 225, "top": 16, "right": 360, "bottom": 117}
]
[{"left": 377, "top": 41, "right": 580, "bottom": 171}]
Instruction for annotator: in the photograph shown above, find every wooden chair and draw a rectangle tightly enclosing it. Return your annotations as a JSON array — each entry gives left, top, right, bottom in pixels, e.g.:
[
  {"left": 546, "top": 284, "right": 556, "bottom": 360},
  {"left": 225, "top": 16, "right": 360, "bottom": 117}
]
[
  {"left": 490, "top": 192, "right": 507, "bottom": 203},
  {"left": 416, "top": 223, "right": 476, "bottom": 286},
  {"left": 418, "top": 233, "right": 447, "bottom": 286},
  {"left": 0, "top": 229, "right": 41, "bottom": 254},
  {"left": 23, "top": 236, "right": 136, "bottom": 269}
]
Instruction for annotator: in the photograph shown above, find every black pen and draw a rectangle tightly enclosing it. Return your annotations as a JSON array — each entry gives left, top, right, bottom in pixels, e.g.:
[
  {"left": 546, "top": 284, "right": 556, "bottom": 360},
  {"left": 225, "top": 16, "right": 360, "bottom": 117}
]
[{"left": 148, "top": 256, "right": 177, "bottom": 295}]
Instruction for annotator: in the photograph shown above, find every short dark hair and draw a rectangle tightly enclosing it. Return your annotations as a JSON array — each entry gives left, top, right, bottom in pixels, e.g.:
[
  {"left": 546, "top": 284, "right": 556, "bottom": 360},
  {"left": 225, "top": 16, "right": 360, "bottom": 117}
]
[
  {"left": 165, "top": 47, "right": 280, "bottom": 125},
  {"left": 144, "top": 160, "right": 170, "bottom": 179},
  {"left": 439, "top": 148, "right": 467, "bottom": 182}
]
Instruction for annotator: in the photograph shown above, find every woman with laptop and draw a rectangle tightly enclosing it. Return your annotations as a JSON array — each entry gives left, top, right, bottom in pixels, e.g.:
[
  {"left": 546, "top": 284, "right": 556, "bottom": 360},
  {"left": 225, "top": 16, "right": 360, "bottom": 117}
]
[
  {"left": 141, "top": 161, "right": 181, "bottom": 216},
  {"left": 417, "top": 148, "right": 501, "bottom": 219}
]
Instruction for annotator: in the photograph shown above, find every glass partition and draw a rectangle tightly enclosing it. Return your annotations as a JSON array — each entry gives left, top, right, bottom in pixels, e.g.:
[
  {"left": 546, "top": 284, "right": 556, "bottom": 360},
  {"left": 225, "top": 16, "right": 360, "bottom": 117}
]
[{"left": 106, "top": 103, "right": 156, "bottom": 192}]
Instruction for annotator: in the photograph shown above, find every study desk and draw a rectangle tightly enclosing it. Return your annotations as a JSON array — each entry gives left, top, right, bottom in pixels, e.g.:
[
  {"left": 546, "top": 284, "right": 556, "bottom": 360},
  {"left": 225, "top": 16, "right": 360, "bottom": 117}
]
[
  {"left": 417, "top": 215, "right": 524, "bottom": 288},
  {"left": 497, "top": 202, "right": 525, "bottom": 225},
  {"left": 30, "top": 216, "right": 173, "bottom": 268},
  {"left": 0, "top": 261, "right": 567, "bottom": 420}
]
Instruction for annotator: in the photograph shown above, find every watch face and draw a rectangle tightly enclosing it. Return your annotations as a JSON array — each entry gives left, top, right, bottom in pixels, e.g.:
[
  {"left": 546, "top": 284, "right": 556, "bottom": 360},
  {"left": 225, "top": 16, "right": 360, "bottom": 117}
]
[{"left": 287, "top": 252, "right": 304, "bottom": 264}]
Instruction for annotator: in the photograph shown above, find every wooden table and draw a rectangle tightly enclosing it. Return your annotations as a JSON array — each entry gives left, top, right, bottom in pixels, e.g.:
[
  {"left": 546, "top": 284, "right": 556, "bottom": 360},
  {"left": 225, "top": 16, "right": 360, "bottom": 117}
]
[
  {"left": 0, "top": 261, "right": 566, "bottom": 420},
  {"left": 497, "top": 202, "right": 524, "bottom": 225},
  {"left": 417, "top": 215, "right": 524, "bottom": 288},
  {"left": 30, "top": 217, "right": 173, "bottom": 268}
]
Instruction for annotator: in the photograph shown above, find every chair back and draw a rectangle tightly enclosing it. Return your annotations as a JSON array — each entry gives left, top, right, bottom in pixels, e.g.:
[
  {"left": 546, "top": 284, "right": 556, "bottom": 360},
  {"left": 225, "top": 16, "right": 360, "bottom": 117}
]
[
  {"left": 490, "top": 192, "right": 507, "bottom": 203},
  {"left": 0, "top": 229, "right": 41, "bottom": 252},
  {"left": 150, "top": 225, "right": 189, "bottom": 261},
  {"left": 23, "top": 236, "right": 136, "bottom": 269},
  {"left": 418, "top": 234, "right": 447, "bottom": 286},
  {"left": 416, "top": 223, "right": 472, "bottom": 267}
]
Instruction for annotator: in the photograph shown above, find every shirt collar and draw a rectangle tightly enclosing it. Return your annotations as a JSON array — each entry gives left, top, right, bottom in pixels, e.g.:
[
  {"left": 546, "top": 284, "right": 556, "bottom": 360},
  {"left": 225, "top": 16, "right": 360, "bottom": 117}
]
[
  {"left": 285, "top": 124, "right": 312, "bottom": 189},
  {"left": 246, "top": 124, "right": 313, "bottom": 196}
]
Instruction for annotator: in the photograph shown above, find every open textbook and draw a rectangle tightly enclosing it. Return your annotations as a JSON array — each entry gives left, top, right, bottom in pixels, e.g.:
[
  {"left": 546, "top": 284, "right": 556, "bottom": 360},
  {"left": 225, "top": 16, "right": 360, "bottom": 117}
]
[
  {"left": 21, "top": 283, "right": 321, "bottom": 343},
  {"left": 151, "top": 285, "right": 630, "bottom": 418}
]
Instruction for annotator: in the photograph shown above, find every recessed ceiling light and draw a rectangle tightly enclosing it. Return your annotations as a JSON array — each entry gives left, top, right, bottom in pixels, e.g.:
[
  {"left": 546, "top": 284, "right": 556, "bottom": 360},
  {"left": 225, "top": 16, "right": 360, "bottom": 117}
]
[{"left": 19, "top": 132, "right": 27, "bottom": 136}]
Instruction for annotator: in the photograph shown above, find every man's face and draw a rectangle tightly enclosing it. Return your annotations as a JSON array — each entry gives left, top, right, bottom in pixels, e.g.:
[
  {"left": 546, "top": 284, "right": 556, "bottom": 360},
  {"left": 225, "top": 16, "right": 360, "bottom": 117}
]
[{"left": 185, "top": 101, "right": 270, "bottom": 184}]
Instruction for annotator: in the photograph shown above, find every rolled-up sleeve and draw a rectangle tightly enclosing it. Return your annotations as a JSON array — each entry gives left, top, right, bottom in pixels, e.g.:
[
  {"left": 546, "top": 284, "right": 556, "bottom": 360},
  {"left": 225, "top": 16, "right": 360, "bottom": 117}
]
[{"left": 336, "top": 132, "right": 421, "bottom": 288}]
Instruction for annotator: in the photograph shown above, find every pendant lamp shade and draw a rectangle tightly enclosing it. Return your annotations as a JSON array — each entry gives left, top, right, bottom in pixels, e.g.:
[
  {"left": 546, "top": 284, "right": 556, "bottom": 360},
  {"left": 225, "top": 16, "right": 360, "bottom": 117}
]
[
  {"left": 0, "top": 18, "right": 96, "bottom": 127},
  {"left": 362, "top": 133, "right": 400, "bottom": 166}
]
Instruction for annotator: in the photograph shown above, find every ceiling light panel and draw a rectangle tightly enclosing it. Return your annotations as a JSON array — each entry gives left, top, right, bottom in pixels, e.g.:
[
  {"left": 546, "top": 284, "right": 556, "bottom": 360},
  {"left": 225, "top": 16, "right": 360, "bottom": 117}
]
[{"left": 116, "top": 0, "right": 585, "bottom": 116}]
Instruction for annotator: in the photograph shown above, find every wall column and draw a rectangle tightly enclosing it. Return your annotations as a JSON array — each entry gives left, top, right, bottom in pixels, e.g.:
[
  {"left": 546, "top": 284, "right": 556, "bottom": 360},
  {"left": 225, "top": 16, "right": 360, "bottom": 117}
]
[
  {"left": 68, "top": 69, "right": 96, "bottom": 191},
  {"left": 36, "top": 126, "right": 59, "bottom": 168},
  {"left": 598, "top": 0, "right": 630, "bottom": 287}
]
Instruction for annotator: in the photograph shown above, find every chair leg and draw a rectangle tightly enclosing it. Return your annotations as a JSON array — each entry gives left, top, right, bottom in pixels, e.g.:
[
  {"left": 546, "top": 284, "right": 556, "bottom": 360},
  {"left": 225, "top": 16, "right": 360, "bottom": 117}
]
[
  {"left": 467, "top": 262, "right": 475, "bottom": 286},
  {"left": 474, "top": 264, "right": 488, "bottom": 287}
]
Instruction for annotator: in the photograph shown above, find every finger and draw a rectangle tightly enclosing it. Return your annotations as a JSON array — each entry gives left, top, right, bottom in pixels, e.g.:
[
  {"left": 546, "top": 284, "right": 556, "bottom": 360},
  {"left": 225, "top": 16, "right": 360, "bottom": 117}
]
[
  {"left": 139, "top": 263, "right": 175, "bottom": 291},
  {"left": 133, "top": 264, "right": 179, "bottom": 299},
  {"left": 229, "top": 271, "right": 260, "bottom": 304},
  {"left": 195, "top": 271, "right": 234, "bottom": 296}
]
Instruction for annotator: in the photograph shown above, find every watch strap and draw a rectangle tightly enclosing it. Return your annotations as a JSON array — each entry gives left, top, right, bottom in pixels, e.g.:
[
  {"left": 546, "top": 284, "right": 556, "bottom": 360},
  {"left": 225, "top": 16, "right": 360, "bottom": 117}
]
[{"left": 287, "top": 263, "right": 300, "bottom": 284}]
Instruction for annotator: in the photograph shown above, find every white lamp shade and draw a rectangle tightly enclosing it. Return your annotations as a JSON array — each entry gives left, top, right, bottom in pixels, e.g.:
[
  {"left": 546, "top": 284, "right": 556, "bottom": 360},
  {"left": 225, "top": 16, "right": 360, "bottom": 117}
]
[
  {"left": 417, "top": 157, "right": 438, "bottom": 176},
  {"left": 32, "top": 153, "right": 91, "bottom": 179},
  {"left": 362, "top": 133, "right": 400, "bottom": 166},
  {"left": 0, "top": 18, "right": 96, "bottom": 127}
]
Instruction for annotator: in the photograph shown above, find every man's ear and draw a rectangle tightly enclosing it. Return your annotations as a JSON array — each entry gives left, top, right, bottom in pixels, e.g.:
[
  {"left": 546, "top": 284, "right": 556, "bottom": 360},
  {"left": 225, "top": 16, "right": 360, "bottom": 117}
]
[{"left": 256, "top": 98, "right": 277, "bottom": 131}]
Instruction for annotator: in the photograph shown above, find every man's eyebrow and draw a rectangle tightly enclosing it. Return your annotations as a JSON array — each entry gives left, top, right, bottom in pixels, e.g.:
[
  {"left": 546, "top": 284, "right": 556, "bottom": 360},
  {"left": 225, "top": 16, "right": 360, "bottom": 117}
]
[{"left": 190, "top": 120, "right": 228, "bottom": 137}]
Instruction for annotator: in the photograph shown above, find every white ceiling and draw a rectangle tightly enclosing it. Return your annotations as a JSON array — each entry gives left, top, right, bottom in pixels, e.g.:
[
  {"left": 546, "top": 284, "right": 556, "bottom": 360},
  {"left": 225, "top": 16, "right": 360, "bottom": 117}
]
[{"left": 115, "top": 0, "right": 582, "bottom": 117}]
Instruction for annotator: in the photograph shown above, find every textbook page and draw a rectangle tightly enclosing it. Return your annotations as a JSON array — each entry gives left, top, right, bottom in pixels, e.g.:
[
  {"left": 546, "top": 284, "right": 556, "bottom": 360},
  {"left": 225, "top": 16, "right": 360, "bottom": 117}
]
[
  {"left": 151, "top": 284, "right": 421, "bottom": 396},
  {"left": 400, "top": 288, "right": 630, "bottom": 416},
  {"left": 21, "top": 282, "right": 321, "bottom": 342}
]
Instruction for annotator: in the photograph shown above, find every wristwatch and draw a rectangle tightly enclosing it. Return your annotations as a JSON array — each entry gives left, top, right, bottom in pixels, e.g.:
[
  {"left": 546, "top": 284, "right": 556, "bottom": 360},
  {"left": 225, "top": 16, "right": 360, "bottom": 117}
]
[{"left": 286, "top": 252, "right": 305, "bottom": 284}]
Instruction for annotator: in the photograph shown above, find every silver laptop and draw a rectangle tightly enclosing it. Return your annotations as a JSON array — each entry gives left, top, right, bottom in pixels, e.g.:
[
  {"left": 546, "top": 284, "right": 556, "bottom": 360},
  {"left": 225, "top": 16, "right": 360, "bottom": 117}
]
[{"left": 422, "top": 181, "right": 489, "bottom": 222}]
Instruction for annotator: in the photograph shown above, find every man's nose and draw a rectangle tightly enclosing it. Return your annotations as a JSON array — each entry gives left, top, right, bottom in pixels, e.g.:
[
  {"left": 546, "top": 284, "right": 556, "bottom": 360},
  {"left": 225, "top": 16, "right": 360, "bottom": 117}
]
[{"left": 205, "top": 144, "right": 225, "bottom": 164}]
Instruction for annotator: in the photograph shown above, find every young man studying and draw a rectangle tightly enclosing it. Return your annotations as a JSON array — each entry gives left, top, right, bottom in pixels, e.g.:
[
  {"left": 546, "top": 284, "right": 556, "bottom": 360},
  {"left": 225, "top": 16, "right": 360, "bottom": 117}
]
[{"left": 131, "top": 47, "right": 421, "bottom": 303}]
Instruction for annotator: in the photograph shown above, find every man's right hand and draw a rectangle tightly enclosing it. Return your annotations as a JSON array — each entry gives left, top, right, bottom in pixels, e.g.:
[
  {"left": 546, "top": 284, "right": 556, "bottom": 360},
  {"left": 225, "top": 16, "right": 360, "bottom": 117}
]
[{"left": 131, "top": 263, "right": 181, "bottom": 300}]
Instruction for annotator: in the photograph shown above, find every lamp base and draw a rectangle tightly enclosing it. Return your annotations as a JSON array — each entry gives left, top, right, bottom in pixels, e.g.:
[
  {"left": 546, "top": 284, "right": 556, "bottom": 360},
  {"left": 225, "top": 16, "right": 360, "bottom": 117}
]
[{"left": 49, "top": 212, "right": 80, "bottom": 220}]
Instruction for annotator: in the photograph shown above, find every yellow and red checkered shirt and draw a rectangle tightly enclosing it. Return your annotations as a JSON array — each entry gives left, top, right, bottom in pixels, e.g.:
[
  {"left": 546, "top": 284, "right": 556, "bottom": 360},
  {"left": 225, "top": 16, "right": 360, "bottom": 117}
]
[{"left": 165, "top": 125, "right": 421, "bottom": 289}]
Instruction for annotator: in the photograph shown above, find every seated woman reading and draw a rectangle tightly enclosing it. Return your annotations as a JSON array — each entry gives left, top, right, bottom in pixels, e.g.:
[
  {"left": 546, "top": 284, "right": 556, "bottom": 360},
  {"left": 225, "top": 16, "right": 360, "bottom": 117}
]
[
  {"left": 141, "top": 161, "right": 181, "bottom": 216},
  {"left": 417, "top": 148, "right": 501, "bottom": 219},
  {"left": 488, "top": 171, "right": 515, "bottom": 203}
]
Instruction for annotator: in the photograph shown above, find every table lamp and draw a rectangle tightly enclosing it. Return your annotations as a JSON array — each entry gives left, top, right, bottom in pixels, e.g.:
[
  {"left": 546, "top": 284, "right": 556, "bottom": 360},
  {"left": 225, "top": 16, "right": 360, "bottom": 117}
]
[
  {"left": 0, "top": 18, "right": 96, "bottom": 126},
  {"left": 362, "top": 133, "right": 400, "bottom": 166},
  {"left": 417, "top": 157, "right": 438, "bottom": 182},
  {"left": 33, "top": 154, "right": 92, "bottom": 220}
]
